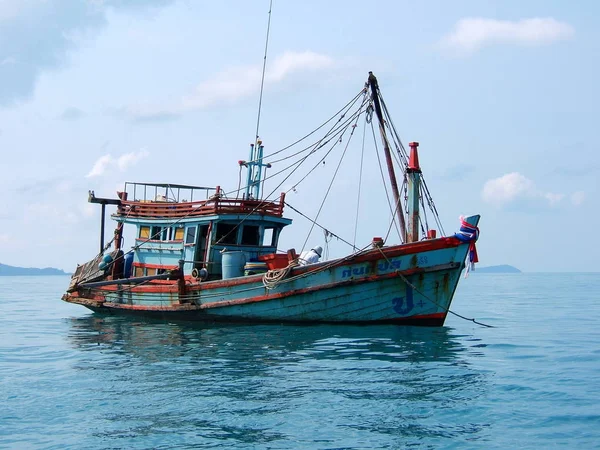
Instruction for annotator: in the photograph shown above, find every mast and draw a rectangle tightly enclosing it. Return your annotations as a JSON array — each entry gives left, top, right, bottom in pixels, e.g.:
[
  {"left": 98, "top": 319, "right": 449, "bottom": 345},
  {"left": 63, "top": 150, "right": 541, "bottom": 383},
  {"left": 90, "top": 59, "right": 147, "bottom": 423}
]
[
  {"left": 367, "top": 72, "right": 407, "bottom": 242},
  {"left": 242, "top": 139, "right": 271, "bottom": 200},
  {"left": 406, "top": 142, "right": 422, "bottom": 242}
]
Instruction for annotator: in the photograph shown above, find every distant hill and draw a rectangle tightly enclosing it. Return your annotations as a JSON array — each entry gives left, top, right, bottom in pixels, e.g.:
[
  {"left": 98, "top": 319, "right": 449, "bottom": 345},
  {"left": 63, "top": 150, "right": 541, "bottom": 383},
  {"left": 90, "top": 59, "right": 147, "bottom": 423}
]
[
  {"left": 474, "top": 265, "right": 521, "bottom": 274},
  {"left": 0, "top": 263, "right": 71, "bottom": 276}
]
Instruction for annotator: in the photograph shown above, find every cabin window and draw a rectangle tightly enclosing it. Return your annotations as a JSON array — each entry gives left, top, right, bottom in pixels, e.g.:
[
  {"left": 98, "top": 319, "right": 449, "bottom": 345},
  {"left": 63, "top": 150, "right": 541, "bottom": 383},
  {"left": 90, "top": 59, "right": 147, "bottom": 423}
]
[
  {"left": 139, "top": 226, "right": 150, "bottom": 239},
  {"left": 185, "top": 226, "right": 196, "bottom": 244},
  {"left": 263, "top": 227, "right": 276, "bottom": 246},
  {"left": 216, "top": 223, "right": 238, "bottom": 245},
  {"left": 241, "top": 225, "right": 260, "bottom": 246},
  {"left": 150, "top": 226, "right": 162, "bottom": 240},
  {"left": 174, "top": 227, "right": 184, "bottom": 241},
  {"left": 134, "top": 266, "right": 144, "bottom": 277}
]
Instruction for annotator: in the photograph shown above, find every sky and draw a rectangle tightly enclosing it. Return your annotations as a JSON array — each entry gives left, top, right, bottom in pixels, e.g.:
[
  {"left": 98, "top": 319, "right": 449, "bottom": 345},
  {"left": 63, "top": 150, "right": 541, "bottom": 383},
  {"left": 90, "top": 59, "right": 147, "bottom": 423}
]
[{"left": 0, "top": 0, "right": 598, "bottom": 273}]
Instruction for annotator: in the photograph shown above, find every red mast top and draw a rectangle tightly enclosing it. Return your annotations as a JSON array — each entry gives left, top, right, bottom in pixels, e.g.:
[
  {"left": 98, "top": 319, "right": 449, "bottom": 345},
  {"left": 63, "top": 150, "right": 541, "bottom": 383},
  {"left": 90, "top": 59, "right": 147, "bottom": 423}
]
[{"left": 408, "top": 142, "right": 421, "bottom": 172}]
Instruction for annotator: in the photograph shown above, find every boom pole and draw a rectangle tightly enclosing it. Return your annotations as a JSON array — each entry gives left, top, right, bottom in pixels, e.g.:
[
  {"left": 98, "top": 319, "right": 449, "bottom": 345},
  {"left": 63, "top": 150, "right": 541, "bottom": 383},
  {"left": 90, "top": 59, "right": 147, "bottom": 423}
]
[{"left": 367, "top": 72, "right": 407, "bottom": 242}]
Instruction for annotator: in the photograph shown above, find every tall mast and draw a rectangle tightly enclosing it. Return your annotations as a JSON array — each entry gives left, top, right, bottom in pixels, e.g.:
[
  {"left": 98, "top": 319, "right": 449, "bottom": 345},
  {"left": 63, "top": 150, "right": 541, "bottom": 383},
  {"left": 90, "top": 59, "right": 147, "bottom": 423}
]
[
  {"left": 406, "top": 142, "right": 422, "bottom": 242},
  {"left": 367, "top": 72, "right": 407, "bottom": 242}
]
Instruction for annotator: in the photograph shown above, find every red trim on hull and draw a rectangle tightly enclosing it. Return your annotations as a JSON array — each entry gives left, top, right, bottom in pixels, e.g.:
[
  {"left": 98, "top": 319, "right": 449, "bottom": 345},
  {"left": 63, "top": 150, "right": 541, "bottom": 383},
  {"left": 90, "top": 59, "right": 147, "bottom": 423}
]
[{"left": 83, "top": 305, "right": 448, "bottom": 326}]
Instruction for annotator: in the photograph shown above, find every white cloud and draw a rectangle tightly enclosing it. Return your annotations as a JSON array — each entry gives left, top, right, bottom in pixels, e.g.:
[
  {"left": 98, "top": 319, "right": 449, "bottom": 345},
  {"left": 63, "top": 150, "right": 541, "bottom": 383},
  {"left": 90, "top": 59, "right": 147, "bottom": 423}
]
[
  {"left": 571, "top": 191, "right": 585, "bottom": 206},
  {"left": 268, "top": 51, "right": 334, "bottom": 82},
  {"left": 440, "top": 17, "right": 574, "bottom": 54},
  {"left": 482, "top": 172, "right": 566, "bottom": 207},
  {"left": 482, "top": 172, "right": 535, "bottom": 205},
  {"left": 86, "top": 150, "right": 149, "bottom": 178},
  {"left": 86, "top": 154, "right": 114, "bottom": 178},
  {"left": 131, "top": 51, "right": 335, "bottom": 120},
  {"left": 117, "top": 149, "right": 149, "bottom": 171},
  {"left": 544, "top": 192, "right": 565, "bottom": 205}
]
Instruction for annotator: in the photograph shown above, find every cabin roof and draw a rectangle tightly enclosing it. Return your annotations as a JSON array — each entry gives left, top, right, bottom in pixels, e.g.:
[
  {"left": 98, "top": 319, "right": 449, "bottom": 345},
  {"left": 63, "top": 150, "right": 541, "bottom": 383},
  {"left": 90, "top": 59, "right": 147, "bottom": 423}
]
[
  {"left": 125, "top": 182, "right": 215, "bottom": 190},
  {"left": 114, "top": 196, "right": 288, "bottom": 222}
]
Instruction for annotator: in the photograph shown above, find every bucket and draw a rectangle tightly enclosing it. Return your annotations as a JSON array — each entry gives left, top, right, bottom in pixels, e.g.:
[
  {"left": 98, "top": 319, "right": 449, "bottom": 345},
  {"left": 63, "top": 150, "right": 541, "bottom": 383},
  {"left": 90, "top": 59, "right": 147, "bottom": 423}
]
[
  {"left": 221, "top": 251, "right": 247, "bottom": 279},
  {"left": 258, "top": 253, "right": 289, "bottom": 270},
  {"left": 244, "top": 261, "right": 268, "bottom": 276}
]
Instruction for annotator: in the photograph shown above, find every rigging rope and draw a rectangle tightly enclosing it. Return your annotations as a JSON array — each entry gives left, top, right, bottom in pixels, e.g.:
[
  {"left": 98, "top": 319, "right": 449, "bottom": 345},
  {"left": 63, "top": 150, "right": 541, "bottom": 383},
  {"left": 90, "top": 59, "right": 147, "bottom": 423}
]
[
  {"left": 211, "top": 96, "right": 369, "bottom": 247},
  {"left": 221, "top": 91, "right": 366, "bottom": 200},
  {"left": 300, "top": 103, "right": 364, "bottom": 253},
  {"left": 284, "top": 201, "right": 356, "bottom": 250},
  {"left": 370, "top": 120, "right": 402, "bottom": 241},
  {"left": 261, "top": 88, "right": 366, "bottom": 160},
  {"left": 353, "top": 113, "right": 367, "bottom": 248}
]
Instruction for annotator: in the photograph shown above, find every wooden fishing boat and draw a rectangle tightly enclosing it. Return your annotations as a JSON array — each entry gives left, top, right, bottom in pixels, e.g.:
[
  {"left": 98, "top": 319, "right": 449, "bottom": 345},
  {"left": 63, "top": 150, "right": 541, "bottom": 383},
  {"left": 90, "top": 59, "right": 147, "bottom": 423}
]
[{"left": 62, "top": 73, "right": 480, "bottom": 326}]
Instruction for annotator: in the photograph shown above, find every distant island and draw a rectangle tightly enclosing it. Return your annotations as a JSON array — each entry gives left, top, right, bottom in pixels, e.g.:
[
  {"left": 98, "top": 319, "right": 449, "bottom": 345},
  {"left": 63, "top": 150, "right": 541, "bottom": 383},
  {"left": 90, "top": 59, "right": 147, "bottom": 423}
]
[
  {"left": 0, "top": 263, "right": 71, "bottom": 276},
  {"left": 474, "top": 265, "right": 521, "bottom": 274}
]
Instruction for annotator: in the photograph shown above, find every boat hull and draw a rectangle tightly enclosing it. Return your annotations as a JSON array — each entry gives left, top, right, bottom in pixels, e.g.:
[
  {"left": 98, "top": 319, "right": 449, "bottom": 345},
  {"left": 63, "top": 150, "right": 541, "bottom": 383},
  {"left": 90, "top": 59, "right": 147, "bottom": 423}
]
[{"left": 63, "top": 235, "right": 473, "bottom": 326}]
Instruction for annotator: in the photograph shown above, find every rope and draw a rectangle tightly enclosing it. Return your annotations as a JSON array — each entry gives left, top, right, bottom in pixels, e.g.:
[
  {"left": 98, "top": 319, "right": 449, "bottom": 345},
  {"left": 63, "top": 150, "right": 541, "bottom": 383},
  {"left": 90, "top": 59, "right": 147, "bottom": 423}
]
[
  {"left": 264, "top": 92, "right": 366, "bottom": 166},
  {"left": 300, "top": 97, "right": 364, "bottom": 253},
  {"left": 211, "top": 95, "right": 369, "bottom": 247},
  {"left": 282, "top": 98, "right": 369, "bottom": 194},
  {"left": 370, "top": 120, "right": 402, "bottom": 241},
  {"left": 261, "top": 243, "right": 373, "bottom": 291},
  {"left": 284, "top": 202, "right": 356, "bottom": 250},
  {"left": 261, "top": 88, "right": 366, "bottom": 160},
  {"left": 262, "top": 259, "right": 299, "bottom": 289},
  {"left": 353, "top": 113, "right": 367, "bottom": 248},
  {"left": 376, "top": 83, "right": 446, "bottom": 238}
]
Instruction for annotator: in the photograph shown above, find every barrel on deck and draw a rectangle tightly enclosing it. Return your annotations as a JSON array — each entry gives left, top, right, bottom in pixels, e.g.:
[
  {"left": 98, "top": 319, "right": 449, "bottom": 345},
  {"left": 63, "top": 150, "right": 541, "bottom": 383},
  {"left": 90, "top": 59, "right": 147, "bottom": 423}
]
[
  {"left": 221, "top": 251, "right": 247, "bottom": 279},
  {"left": 123, "top": 252, "right": 134, "bottom": 278}
]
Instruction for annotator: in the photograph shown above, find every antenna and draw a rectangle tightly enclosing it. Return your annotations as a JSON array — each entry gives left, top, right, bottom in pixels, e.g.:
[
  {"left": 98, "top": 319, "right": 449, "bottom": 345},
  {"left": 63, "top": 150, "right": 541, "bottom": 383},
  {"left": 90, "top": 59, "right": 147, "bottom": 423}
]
[
  {"left": 254, "top": 0, "right": 273, "bottom": 147},
  {"left": 240, "top": 0, "right": 273, "bottom": 200}
]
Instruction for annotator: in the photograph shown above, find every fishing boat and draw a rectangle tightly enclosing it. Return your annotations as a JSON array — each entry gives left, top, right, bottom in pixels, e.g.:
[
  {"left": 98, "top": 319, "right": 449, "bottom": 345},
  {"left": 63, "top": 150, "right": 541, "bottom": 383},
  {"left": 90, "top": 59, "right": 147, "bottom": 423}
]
[{"left": 62, "top": 72, "right": 480, "bottom": 326}]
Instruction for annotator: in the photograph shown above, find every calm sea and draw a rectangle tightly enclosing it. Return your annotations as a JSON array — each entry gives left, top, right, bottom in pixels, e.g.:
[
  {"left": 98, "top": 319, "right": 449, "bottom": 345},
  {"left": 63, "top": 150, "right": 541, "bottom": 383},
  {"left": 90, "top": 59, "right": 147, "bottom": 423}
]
[{"left": 1, "top": 273, "right": 598, "bottom": 449}]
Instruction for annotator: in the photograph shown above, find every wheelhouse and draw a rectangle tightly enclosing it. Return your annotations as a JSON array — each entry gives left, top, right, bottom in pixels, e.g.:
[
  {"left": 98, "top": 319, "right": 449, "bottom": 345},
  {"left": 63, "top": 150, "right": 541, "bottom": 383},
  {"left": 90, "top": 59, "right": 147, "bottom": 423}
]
[{"left": 112, "top": 182, "right": 291, "bottom": 281}]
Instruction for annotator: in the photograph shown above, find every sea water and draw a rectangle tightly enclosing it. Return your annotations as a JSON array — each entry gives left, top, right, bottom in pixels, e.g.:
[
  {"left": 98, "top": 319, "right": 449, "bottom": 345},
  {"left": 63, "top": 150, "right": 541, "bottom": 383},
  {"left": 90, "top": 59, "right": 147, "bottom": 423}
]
[{"left": 0, "top": 273, "right": 598, "bottom": 449}]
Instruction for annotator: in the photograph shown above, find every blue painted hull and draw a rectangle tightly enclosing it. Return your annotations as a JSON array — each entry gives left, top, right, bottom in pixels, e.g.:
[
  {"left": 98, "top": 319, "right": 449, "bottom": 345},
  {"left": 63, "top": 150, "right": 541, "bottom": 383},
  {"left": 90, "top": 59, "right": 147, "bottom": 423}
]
[{"left": 65, "top": 233, "right": 475, "bottom": 326}]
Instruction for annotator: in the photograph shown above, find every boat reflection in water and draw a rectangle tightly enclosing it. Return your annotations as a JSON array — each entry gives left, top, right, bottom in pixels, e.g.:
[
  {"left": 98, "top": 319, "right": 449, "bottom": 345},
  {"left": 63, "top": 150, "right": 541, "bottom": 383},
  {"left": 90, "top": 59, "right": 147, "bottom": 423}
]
[
  {"left": 68, "top": 315, "right": 483, "bottom": 364},
  {"left": 67, "top": 316, "right": 490, "bottom": 445}
]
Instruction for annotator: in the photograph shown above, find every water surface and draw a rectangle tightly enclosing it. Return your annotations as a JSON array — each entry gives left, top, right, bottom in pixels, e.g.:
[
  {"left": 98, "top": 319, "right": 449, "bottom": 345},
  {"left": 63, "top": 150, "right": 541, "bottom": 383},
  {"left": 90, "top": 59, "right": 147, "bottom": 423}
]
[{"left": 1, "top": 274, "right": 598, "bottom": 448}]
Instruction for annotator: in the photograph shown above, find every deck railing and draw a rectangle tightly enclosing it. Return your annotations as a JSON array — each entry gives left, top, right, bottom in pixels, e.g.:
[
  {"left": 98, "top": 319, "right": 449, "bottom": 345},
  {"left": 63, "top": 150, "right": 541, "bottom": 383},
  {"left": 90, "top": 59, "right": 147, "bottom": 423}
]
[{"left": 116, "top": 193, "right": 286, "bottom": 219}]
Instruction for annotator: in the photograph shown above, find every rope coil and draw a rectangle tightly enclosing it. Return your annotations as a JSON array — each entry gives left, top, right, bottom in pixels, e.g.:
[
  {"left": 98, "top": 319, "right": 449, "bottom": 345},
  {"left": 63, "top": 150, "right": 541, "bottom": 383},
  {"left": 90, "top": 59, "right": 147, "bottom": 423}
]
[{"left": 262, "top": 259, "right": 300, "bottom": 289}]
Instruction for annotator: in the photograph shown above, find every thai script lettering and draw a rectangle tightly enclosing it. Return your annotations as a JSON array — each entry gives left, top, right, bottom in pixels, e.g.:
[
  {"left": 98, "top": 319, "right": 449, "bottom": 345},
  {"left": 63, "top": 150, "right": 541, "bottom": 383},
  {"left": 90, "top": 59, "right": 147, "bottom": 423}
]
[{"left": 341, "top": 258, "right": 402, "bottom": 278}]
